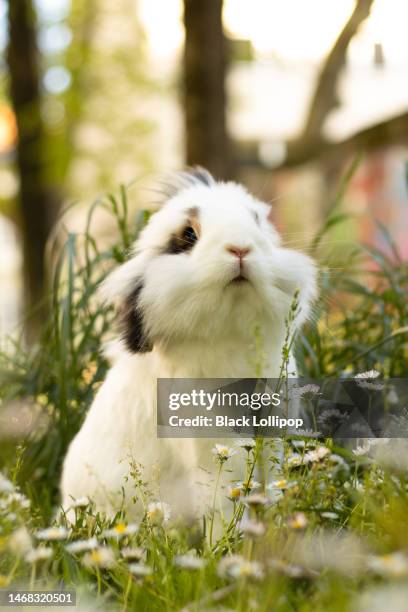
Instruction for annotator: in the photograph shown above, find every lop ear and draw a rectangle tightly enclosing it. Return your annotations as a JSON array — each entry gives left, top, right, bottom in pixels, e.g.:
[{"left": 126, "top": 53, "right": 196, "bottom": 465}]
[
  {"left": 100, "top": 259, "right": 153, "bottom": 353},
  {"left": 119, "top": 283, "right": 153, "bottom": 353}
]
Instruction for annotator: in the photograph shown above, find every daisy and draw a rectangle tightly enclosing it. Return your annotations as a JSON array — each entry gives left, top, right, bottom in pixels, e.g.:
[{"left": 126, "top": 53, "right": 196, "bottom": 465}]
[
  {"left": 355, "top": 369, "right": 380, "bottom": 380},
  {"left": 212, "top": 444, "right": 236, "bottom": 462},
  {"left": 320, "top": 512, "right": 339, "bottom": 520},
  {"left": 25, "top": 547, "right": 53, "bottom": 563},
  {"left": 35, "top": 526, "right": 71, "bottom": 541},
  {"left": 367, "top": 552, "right": 408, "bottom": 577},
  {"left": 4, "top": 492, "right": 31, "bottom": 509},
  {"left": 8, "top": 526, "right": 33, "bottom": 556},
  {"left": 355, "top": 370, "right": 383, "bottom": 391},
  {"left": 292, "top": 384, "right": 321, "bottom": 400},
  {"left": 267, "top": 479, "right": 289, "bottom": 490},
  {"left": 121, "top": 547, "right": 145, "bottom": 561},
  {"left": 236, "top": 479, "right": 261, "bottom": 492},
  {"left": 174, "top": 554, "right": 206, "bottom": 570},
  {"left": 0, "top": 474, "right": 14, "bottom": 494},
  {"left": 102, "top": 523, "right": 139, "bottom": 539},
  {"left": 303, "top": 446, "right": 330, "bottom": 463},
  {"left": 352, "top": 441, "right": 371, "bottom": 456},
  {"left": 69, "top": 497, "right": 91, "bottom": 509},
  {"left": 235, "top": 439, "right": 256, "bottom": 452},
  {"left": 226, "top": 485, "right": 242, "bottom": 502},
  {"left": 287, "top": 512, "right": 308, "bottom": 529},
  {"left": 241, "top": 493, "right": 271, "bottom": 509},
  {"left": 65, "top": 537, "right": 98, "bottom": 554},
  {"left": 218, "top": 555, "right": 264, "bottom": 580},
  {"left": 287, "top": 454, "right": 302, "bottom": 468},
  {"left": 238, "top": 518, "right": 266, "bottom": 537},
  {"left": 129, "top": 563, "right": 152, "bottom": 577},
  {"left": 269, "top": 559, "right": 308, "bottom": 578},
  {"left": 147, "top": 502, "right": 171, "bottom": 525},
  {"left": 82, "top": 546, "right": 115, "bottom": 569}
]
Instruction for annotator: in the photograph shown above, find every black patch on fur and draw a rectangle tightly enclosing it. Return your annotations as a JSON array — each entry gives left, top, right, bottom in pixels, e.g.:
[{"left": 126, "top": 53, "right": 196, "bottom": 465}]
[
  {"left": 166, "top": 225, "right": 198, "bottom": 254},
  {"left": 158, "top": 166, "right": 215, "bottom": 201},
  {"left": 120, "top": 284, "right": 152, "bottom": 353}
]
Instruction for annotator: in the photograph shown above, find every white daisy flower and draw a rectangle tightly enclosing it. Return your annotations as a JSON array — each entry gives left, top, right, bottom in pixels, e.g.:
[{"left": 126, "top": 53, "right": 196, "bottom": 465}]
[
  {"left": 287, "top": 453, "right": 302, "bottom": 468},
  {"left": 352, "top": 441, "right": 371, "bottom": 456},
  {"left": 355, "top": 369, "right": 380, "bottom": 380},
  {"left": 218, "top": 555, "right": 264, "bottom": 580},
  {"left": 320, "top": 511, "right": 339, "bottom": 520},
  {"left": 25, "top": 546, "right": 53, "bottom": 563},
  {"left": 235, "top": 439, "right": 256, "bottom": 452},
  {"left": 269, "top": 559, "right": 310, "bottom": 578},
  {"left": 367, "top": 552, "right": 408, "bottom": 577},
  {"left": 355, "top": 370, "right": 383, "bottom": 390},
  {"left": 35, "top": 526, "right": 70, "bottom": 541},
  {"left": 8, "top": 526, "right": 33, "bottom": 556},
  {"left": 241, "top": 493, "right": 271, "bottom": 508},
  {"left": 287, "top": 512, "right": 308, "bottom": 529},
  {"left": 102, "top": 522, "right": 139, "bottom": 539},
  {"left": 147, "top": 502, "right": 171, "bottom": 525},
  {"left": 69, "top": 497, "right": 91, "bottom": 509},
  {"left": 236, "top": 479, "right": 261, "bottom": 492},
  {"left": 121, "top": 547, "right": 146, "bottom": 562},
  {"left": 174, "top": 554, "right": 206, "bottom": 570},
  {"left": 65, "top": 537, "right": 98, "bottom": 554},
  {"left": 3, "top": 492, "right": 31, "bottom": 509},
  {"left": 0, "top": 474, "right": 15, "bottom": 494},
  {"left": 292, "top": 385, "right": 321, "bottom": 400},
  {"left": 303, "top": 446, "right": 330, "bottom": 463},
  {"left": 129, "top": 563, "right": 152, "bottom": 577},
  {"left": 226, "top": 485, "right": 242, "bottom": 502},
  {"left": 82, "top": 546, "right": 115, "bottom": 569},
  {"left": 267, "top": 479, "right": 289, "bottom": 490},
  {"left": 238, "top": 518, "right": 266, "bottom": 537},
  {"left": 294, "top": 428, "right": 322, "bottom": 438},
  {"left": 212, "top": 444, "right": 236, "bottom": 462}
]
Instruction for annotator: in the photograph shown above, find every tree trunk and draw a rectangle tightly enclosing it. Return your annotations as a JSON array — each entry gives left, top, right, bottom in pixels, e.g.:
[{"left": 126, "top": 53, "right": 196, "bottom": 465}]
[
  {"left": 7, "top": 0, "right": 58, "bottom": 342},
  {"left": 183, "top": 0, "right": 231, "bottom": 179},
  {"left": 300, "top": 0, "right": 375, "bottom": 145}
]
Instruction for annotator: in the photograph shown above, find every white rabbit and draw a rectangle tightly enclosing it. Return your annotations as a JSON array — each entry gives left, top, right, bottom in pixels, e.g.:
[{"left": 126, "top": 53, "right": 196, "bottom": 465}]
[{"left": 60, "top": 168, "right": 317, "bottom": 520}]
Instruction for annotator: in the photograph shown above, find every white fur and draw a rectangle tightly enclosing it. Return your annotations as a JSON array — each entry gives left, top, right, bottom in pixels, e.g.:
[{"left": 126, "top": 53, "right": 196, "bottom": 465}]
[{"left": 61, "top": 171, "right": 317, "bottom": 519}]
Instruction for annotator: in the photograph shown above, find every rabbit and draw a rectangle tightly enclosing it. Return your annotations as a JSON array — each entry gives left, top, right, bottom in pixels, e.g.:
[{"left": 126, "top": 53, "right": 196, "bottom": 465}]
[{"left": 60, "top": 168, "right": 317, "bottom": 521}]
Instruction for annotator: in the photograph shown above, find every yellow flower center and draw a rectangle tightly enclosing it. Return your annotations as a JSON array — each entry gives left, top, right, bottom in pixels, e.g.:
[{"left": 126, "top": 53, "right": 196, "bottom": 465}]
[{"left": 229, "top": 487, "right": 241, "bottom": 500}]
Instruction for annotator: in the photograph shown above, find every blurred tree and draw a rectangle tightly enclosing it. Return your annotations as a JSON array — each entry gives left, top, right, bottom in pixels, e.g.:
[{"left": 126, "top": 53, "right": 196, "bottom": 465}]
[
  {"left": 7, "top": 0, "right": 60, "bottom": 342},
  {"left": 183, "top": 0, "right": 231, "bottom": 179},
  {"left": 236, "top": 0, "right": 408, "bottom": 171},
  {"left": 299, "top": 0, "right": 375, "bottom": 148}
]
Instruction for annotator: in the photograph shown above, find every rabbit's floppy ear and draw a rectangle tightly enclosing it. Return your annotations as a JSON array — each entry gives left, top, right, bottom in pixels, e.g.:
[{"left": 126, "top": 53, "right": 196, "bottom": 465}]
[
  {"left": 119, "top": 283, "right": 153, "bottom": 353},
  {"left": 100, "top": 258, "right": 153, "bottom": 353}
]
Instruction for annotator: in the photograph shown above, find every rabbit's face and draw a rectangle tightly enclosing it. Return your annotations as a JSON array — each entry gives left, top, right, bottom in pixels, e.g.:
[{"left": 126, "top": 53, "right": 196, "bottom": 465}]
[{"left": 103, "top": 170, "right": 317, "bottom": 352}]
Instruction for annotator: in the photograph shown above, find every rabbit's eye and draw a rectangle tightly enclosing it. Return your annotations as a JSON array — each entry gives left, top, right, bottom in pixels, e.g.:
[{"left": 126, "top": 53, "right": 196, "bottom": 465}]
[
  {"left": 182, "top": 226, "right": 197, "bottom": 244},
  {"left": 167, "top": 225, "right": 198, "bottom": 254}
]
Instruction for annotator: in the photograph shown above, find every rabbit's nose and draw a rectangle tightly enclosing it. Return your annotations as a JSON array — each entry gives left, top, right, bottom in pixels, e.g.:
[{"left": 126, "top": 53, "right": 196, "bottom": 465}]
[{"left": 226, "top": 246, "right": 252, "bottom": 260}]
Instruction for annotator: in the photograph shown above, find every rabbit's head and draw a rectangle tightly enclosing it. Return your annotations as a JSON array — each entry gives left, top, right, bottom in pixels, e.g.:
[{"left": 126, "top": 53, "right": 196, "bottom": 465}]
[{"left": 102, "top": 169, "right": 317, "bottom": 353}]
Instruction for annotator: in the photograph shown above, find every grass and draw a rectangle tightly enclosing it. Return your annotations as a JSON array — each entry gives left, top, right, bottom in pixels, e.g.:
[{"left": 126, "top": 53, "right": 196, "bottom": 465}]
[{"left": 0, "top": 172, "right": 408, "bottom": 611}]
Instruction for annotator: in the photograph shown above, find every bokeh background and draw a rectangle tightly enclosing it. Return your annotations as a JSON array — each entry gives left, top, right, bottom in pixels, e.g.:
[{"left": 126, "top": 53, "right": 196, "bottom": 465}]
[{"left": 0, "top": 0, "right": 407, "bottom": 342}]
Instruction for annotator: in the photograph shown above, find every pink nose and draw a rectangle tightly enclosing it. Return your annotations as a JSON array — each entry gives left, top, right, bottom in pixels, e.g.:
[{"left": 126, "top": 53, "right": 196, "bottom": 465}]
[{"left": 226, "top": 246, "right": 251, "bottom": 260}]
